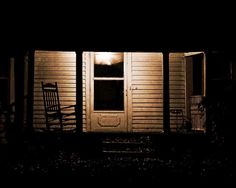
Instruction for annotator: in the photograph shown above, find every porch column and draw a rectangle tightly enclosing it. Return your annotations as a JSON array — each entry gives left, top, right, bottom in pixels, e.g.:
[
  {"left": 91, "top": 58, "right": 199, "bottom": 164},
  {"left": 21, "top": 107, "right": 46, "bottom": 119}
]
[
  {"left": 26, "top": 49, "right": 34, "bottom": 134},
  {"left": 14, "top": 49, "right": 26, "bottom": 141},
  {"left": 163, "top": 51, "right": 170, "bottom": 134},
  {"left": 76, "top": 50, "right": 83, "bottom": 133}
]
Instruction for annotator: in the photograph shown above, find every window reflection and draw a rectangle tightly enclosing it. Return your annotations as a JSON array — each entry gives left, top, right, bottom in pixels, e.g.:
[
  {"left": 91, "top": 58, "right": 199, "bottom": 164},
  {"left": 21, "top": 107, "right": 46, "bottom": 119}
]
[{"left": 94, "top": 80, "right": 124, "bottom": 110}]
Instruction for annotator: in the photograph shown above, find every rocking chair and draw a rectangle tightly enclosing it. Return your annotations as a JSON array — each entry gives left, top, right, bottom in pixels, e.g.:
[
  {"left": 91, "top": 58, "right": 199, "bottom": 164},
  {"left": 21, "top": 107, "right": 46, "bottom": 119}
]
[{"left": 41, "top": 82, "right": 76, "bottom": 131}]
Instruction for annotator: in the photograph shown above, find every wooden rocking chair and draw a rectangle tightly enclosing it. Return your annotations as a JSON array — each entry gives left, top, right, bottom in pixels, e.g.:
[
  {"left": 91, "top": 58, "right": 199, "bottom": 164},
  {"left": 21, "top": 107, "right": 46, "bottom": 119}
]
[{"left": 41, "top": 82, "right": 76, "bottom": 131}]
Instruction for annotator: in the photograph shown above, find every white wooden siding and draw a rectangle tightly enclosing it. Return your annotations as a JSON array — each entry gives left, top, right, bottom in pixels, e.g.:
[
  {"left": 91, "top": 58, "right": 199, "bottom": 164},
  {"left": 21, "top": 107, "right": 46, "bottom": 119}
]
[
  {"left": 130, "top": 53, "right": 163, "bottom": 132},
  {"left": 169, "top": 53, "right": 186, "bottom": 130},
  {"left": 33, "top": 51, "right": 76, "bottom": 131}
]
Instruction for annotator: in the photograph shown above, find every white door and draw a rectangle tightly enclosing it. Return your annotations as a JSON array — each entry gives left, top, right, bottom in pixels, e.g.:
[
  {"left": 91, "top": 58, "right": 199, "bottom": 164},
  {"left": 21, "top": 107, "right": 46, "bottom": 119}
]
[{"left": 90, "top": 52, "right": 128, "bottom": 132}]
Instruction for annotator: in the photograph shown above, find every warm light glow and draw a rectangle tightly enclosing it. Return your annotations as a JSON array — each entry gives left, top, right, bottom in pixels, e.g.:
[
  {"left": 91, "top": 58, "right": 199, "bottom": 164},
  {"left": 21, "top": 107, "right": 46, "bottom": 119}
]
[
  {"left": 95, "top": 52, "right": 123, "bottom": 65},
  {"left": 96, "top": 52, "right": 113, "bottom": 65}
]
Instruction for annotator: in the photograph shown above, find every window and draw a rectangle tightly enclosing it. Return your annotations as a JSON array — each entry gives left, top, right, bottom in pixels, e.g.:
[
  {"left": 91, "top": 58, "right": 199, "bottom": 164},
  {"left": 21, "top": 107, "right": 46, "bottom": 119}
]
[{"left": 93, "top": 52, "right": 124, "bottom": 111}]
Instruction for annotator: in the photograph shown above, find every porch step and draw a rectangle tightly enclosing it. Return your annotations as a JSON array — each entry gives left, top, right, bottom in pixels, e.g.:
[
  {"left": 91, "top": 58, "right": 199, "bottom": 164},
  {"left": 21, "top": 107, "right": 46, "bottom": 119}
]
[{"left": 101, "top": 135, "right": 155, "bottom": 156}]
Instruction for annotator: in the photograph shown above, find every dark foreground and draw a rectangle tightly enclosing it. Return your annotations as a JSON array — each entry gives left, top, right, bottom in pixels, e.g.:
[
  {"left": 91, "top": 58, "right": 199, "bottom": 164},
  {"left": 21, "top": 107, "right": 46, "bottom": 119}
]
[{"left": 0, "top": 132, "right": 235, "bottom": 185}]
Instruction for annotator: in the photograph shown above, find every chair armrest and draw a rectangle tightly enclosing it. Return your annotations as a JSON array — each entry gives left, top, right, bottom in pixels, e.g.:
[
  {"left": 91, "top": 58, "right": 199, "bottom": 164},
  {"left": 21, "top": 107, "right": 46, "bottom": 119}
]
[
  {"left": 61, "top": 104, "right": 76, "bottom": 110},
  {"left": 61, "top": 104, "right": 77, "bottom": 117}
]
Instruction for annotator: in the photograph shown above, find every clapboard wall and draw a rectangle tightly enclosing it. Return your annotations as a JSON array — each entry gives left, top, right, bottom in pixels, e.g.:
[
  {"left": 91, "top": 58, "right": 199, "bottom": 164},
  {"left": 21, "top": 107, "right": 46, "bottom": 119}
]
[
  {"left": 169, "top": 53, "right": 186, "bottom": 130},
  {"left": 130, "top": 53, "right": 163, "bottom": 132},
  {"left": 33, "top": 51, "right": 76, "bottom": 131}
]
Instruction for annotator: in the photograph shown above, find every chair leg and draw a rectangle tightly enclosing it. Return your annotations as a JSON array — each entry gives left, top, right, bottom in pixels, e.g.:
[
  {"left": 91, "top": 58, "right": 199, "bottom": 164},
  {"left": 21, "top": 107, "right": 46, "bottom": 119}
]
[
  {"left": 59, "top": 115, "right": 63, "bottom": 130},
  {"left": 45, "top": 117, "right": 50, "bottom": 131}
]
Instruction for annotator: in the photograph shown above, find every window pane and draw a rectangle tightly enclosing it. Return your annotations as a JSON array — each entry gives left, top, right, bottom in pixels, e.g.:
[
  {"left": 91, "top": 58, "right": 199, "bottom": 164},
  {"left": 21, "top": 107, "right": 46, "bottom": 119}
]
[
  {"left": 94, "top": 80, "right": 124, "bottom": 110},
  {"left": 94, "top": 52, "right": 123, "bottom": 77}
]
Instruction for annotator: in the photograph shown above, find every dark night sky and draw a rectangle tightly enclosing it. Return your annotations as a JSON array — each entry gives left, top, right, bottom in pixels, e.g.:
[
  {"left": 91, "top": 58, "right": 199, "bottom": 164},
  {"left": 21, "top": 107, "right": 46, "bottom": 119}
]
[{"left": 1, "top": 1, "right": 235, "bottom": 52}]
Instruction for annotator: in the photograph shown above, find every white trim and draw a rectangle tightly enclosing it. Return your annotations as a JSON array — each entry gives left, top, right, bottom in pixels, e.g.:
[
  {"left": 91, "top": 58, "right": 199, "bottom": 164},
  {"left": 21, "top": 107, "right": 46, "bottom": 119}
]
[
  {"left": 127, "top": 52, "right": 132, "bottom": 132},
  {"left": 203, "top": 53, "right": 206, "bottom": 97},
  {"left": 184, "top": 51, "right": 204, "bottom": 56}
]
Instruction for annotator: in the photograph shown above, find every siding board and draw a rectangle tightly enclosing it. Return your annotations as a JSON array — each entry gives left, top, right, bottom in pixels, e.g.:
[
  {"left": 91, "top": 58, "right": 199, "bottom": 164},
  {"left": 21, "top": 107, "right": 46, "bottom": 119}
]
[{"left": 132, "top": 53, "right": 162, "bottom": 61}]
